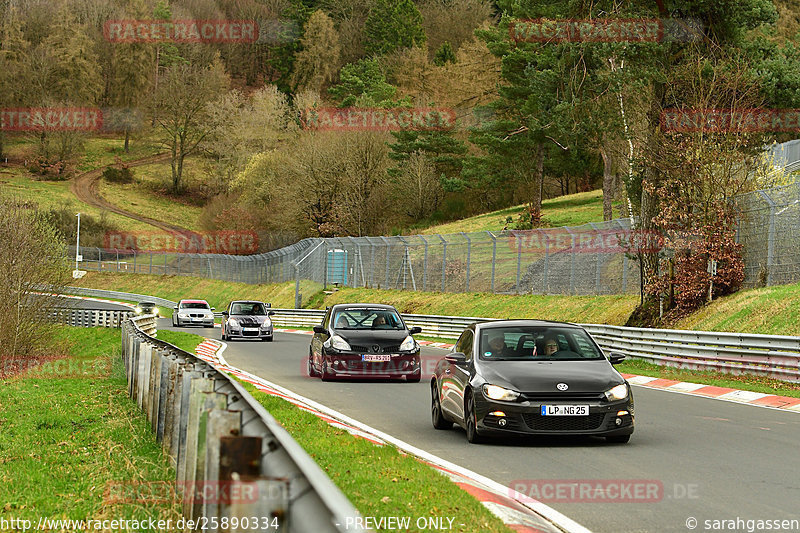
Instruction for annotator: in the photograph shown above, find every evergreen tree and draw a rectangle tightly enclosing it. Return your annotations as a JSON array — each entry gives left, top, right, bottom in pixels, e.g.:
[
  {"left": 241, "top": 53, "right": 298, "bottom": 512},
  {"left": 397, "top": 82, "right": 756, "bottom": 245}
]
[
  {"left": 329, "top": 58, "right": 400, "bottom": 106},
  {"left": 433, "top": 42, "right": 456, "bottom": 66},
  {"left": 364, "top": 0, "right": 426, "bottom": 56}
]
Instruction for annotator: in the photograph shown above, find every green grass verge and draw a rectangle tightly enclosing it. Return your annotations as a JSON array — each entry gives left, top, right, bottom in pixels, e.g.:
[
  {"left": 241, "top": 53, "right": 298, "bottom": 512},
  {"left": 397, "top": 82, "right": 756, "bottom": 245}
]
[
  {"left": 70, "top": 272, "right": 320, "bottom": 309},
  {"left": 240, "top": 382, "right": 515, "bottom": 533},
  {"left": 319, "top": 287, "right": 638, "bottom": 326},
  {"left": 0, "top": 326, "right": 180, "bottom": 521},
  {"left": 674, "top": 281, "right": 800, "bottom": 336},
  {"left": 418, "top": 190, "right": 623, "bottom": 235},
  {"left": 154, "top": 330, "right": 204, "bottom": 353}
]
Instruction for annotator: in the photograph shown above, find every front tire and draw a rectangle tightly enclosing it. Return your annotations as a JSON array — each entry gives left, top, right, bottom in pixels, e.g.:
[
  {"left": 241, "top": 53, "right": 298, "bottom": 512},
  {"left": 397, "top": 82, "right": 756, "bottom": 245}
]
[
  {"left": 321, "top": 358, "right": 334, "bottom": 381},
  {"left": 465, "top": 393, "right": 484, "bottom": 444},
  {"left": 431, "top": 382, "right": 451, "bottom": 430},
  {"left": 307, "top": 352, "right": 319, "bottom": 378}
]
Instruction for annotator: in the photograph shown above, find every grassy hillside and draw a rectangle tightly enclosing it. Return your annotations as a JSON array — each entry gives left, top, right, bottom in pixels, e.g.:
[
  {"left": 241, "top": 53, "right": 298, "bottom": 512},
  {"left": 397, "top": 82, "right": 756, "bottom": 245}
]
[{"left": 417, "top": 190, "right": 626, "bottom": 235}]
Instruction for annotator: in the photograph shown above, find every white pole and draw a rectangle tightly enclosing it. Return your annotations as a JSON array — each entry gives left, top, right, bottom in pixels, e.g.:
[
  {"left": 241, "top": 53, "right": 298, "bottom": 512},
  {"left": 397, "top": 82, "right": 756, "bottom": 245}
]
[{"left": 75, "top": 213, "right": 81, "bottom": 272}]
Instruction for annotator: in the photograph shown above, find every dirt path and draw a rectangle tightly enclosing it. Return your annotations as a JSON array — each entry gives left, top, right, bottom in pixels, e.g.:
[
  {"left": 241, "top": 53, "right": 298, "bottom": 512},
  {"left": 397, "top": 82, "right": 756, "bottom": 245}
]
[{"left": 70, "top": 153, "right": 192, "bottom": 233}]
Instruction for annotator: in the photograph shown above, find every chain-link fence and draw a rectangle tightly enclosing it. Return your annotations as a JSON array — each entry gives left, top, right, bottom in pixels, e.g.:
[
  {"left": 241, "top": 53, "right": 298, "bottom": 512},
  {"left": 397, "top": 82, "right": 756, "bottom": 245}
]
[
  {"left": 736, "top": 181, "right": 800, "bottom": 287},
  {"left": 69, "top": 219, "right": 642, "bottom": 303}
]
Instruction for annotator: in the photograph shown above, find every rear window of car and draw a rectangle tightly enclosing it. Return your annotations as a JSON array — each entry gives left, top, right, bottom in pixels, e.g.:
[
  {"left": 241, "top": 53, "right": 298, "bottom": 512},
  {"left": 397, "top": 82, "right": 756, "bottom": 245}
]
[
  {"left": 479, "top": 326, "right": 604, "bottom": 361},
  {"left": 332, "top": 308, "right": 404, "bottom": 330}
]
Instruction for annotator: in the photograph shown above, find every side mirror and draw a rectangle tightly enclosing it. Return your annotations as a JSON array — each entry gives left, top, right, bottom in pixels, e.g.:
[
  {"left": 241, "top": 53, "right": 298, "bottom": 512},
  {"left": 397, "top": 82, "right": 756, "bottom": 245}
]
[
  {"left": 222, "top": 311, "right": 229, "bottom": 317},
  {"left": 173, "top": 306, "right": 178, "bottom": 311},
  {"left": 313, "top": 326, "right": 327, "bottom": 334},
  {"left": 409, "top": 326, "right": 422, "bottom": 335},
  {"left": 265, "top": 303, "right": 272, "bottom": 308},
  {"left": 211, "top": 307, "right": 216, "bottom": 311},
  {"left": 608, "top": 352, "right": 626, "bottom": 365},
  {"left": 268, "top": 311, "right": 276, "bottom": 316},
  {"left": 445, "top": 352, "right": 467, "bottom": 364}
]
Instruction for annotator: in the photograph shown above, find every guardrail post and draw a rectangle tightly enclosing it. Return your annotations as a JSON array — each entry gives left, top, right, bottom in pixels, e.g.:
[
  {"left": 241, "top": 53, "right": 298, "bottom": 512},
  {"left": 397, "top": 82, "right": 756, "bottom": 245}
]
[
  {"left": 219, "top": 436, "right": 262, "bottom": 523},
  {"left": 199, "top": 410, "right": 242, "bottom": 523},
  {"left": 137, "top": 343, "right": 152, "bottom": 411},
  {"left": 187, "top": 391, "right": 228, "bottom": 520},
  {"left": 177, "top": 372, "right": 212, "bottom": 484},
  {"left": 148, "top": 347, "right": 163, "bottom": 428}
]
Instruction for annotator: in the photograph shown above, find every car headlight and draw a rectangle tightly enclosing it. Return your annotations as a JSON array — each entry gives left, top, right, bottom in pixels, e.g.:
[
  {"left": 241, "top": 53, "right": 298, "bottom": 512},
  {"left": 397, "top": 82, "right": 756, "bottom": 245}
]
[
  {"left": 399, "top": 335, "right": 416, "bottom": 352},
  {"left": 483, "top": 384, "right": 520, "bottom": 402},
  {"left": 152, "top": 307, "right": 159, "bottom": 316},
  {"left": 329, "top": 335, "right": 351, "bottom": 351},
  {"left": 134, "top": 307, "right": 142, "bottom": 314},
  {"left": 228, "top": 318, "right": 239, "bottom": 327},
  {"left": 605, "top": 384, "right": 629, "bottom": 401},
  {"left": 178, "top": 312, "right": 189, "bottom": 318},
  {"left": 261, "top": 318, "right": 272, "bottom": 328}
]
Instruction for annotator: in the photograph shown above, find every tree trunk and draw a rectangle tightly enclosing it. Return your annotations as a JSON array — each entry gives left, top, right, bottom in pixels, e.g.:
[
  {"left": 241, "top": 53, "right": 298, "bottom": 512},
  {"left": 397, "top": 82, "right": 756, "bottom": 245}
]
[
  {"left": 638, "top": 82, "right": 666, "bottom": 304},
  {"left": 531, "top": 141, "right": 545, "bottom": 221},
  {"left": 600, "top": 143, "right": 614, "bottom": 221},
  {"left": 124, "top": 127, "right": 130, "bottom": 153}
]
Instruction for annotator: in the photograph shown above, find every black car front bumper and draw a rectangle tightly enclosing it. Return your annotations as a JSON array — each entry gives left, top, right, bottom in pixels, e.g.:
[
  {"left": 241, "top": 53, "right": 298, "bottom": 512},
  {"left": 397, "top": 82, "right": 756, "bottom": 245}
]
[{"left": 474, "top": 394, "right": 634, "bottom": 437}]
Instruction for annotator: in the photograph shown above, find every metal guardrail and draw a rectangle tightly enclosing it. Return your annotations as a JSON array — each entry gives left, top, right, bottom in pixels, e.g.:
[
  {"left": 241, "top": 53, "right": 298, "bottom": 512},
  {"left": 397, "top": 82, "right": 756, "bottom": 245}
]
[
  {"left": 64, "top": 286, "right": 177, "bottom": 308},
  {"left": 68, "top": 287, "right": 800, "bottom": 382},
  {"left": 123, "top": 315, "right": 365, "bottom": 532},
  {"left": 269, "top": 309, "right": 800, "bottom": 382},
  {"left": 49, "top": 307, "right": 134, "bottom": 328}
]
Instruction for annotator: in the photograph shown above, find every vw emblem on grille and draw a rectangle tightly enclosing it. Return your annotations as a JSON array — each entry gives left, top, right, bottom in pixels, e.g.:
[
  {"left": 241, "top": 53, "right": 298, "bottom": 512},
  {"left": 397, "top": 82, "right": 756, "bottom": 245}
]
[
  {"left": 371, "top": 345, "right": 381, "bottom": 353},
  {"left": 556, "top": 383, "right": 569, "bottom": 391}
]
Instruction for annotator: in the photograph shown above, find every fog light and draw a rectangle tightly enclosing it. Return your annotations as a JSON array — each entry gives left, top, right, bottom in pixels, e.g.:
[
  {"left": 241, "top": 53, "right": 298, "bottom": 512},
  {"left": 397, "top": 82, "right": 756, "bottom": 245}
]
[
  {"left": 617, "top": 410, "right": 629, "bottom": 416},
  {"left": 615, "top": 417, "right": 623, "bottom": 426},
  {"left": 488, "top": 411, "right": 506, "bottom": 417},
  {"left": 498, "top": 419, "right": 507, "bottom": 427}
]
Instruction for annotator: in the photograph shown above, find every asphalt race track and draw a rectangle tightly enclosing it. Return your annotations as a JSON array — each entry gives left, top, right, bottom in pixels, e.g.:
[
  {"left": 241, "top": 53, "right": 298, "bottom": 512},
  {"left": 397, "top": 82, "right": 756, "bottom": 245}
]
[{"left": 162, "top": 321, "right": 800, "bottom": 533}]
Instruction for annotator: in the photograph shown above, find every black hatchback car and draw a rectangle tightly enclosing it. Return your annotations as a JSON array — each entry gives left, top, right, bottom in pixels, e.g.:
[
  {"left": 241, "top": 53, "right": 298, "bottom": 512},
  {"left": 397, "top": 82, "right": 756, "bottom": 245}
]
[
  {"left": 309, "top": 303, "right": 422, "bottom": 382},
  {"left": 431, "top": 320, "right": 634, "bottom": 444}
]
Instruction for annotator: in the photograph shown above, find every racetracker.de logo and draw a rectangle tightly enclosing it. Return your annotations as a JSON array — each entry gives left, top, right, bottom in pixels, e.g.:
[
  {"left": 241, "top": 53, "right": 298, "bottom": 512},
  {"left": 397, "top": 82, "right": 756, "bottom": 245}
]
[
  {"left": 300, "top": 108, "right": 456, "bottom": 132},
  {"left": 507, "top": 228, "right": 662, "bottom": 255},
  {"left": 1, "top": 108, "right": 102, "bottom": 132},
  {"left": 660, "top": 108, "right": 800, "bottom": 133},
  {"left": 103, "top": 481, "right": 261, "bottom": 505},
  {"left": 104, "top": 230, "right": 258, "bottom": 254},
  {"left": 103, "top": 19, "right": 258, "bottom": 43},
  {"left": 511, "top": 479, "right": 664, "bottom": 503},
  {"left": 509, "top": 18, "right": 701, "bottom": 43}
]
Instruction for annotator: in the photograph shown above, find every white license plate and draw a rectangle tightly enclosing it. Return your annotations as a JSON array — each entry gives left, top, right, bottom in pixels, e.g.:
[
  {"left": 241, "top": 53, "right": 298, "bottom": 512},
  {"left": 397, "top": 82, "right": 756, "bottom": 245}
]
[
  {"left": 192, "top": 317, "right": 203, "bottom": 322},
  {"left": 362, "top": 354, "right": 391, "bottom": 362},
  {"left": 243, "top": 328, "right": 259, "bottom": 332},
  {"left": 541, "top": 405, "right": 589, "bottom": 416}
]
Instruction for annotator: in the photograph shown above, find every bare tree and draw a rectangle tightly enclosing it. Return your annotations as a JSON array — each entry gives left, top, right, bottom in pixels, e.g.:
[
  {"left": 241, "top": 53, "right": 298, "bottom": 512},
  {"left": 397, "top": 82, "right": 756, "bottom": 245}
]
[
  {"left": 0, "top": 199, "right": 69, "bottom": 363},
  {"left": 391, "top": 150, "right": 441, "bottom": 220}
]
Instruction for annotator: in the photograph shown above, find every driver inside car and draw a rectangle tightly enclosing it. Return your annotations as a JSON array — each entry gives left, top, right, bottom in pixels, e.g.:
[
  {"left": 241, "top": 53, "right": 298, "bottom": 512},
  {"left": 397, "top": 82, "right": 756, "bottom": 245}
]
[{"left": 485, "top": 331, "right": 514, "bottom": 357}]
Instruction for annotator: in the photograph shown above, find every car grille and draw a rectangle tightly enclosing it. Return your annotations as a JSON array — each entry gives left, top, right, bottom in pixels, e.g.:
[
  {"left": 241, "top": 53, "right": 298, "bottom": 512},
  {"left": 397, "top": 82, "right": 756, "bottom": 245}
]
[
  {"left": 348, "top": 344, "right": 402, "bottom": 354},
  {"left": 189, "top": 313, "right": 206, "bottom": 318},
  {"left": 242, "top": 330, "right": 260, "bottom": 337},
  {"left": 522, "top": 413, "right": 606, "bottom": 431},
  {"left": 521, "top": 392, "right": 606, "bottom": 402}
]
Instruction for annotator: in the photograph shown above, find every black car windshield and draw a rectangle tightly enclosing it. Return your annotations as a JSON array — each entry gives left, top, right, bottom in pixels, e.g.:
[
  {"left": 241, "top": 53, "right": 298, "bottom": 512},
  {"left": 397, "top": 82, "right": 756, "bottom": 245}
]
[
  {"left": 181, "top": 302, "right": 210, "bottom": 309},
  {"left": 138, "top": 302, "right": 155, "bottom": 308},
  {"left": 479, "top": 326, "right": 604, "bottom": 361},
  {"left": 333, "top": 309, "right": 404, "bottom": 330},
  {"left": 230, "top": 302, "right": 267, "bottom": 315}
]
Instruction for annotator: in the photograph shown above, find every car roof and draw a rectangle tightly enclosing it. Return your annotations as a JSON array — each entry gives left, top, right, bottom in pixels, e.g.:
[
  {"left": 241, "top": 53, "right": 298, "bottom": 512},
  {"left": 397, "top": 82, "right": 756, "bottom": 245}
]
[
  {"left": 475, "top": 319, "right": 582, "bottom": 330},
  {"left": 180, "top": 299, "right": 208, "bottom": 304},
  {"left": 331, "top": 303, "right": 398, "bottom": 310},
  {"left": 230, "top": 300, "right": 264, "bottom": 304}
]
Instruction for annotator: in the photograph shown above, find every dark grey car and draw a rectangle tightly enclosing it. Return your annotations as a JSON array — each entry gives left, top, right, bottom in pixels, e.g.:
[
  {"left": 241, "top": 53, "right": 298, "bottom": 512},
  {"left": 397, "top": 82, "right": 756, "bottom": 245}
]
[
  {"left": 431, "top": 320, "right": 634, "bottom": 444},
  {"left": 221, "top": 300, "right": 275, "bottom": 341}
]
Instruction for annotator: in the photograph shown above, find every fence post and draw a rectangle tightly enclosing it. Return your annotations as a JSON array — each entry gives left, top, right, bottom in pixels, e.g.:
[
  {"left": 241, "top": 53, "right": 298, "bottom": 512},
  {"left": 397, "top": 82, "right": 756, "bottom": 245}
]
[
  {"left": 487, "top": 231, "right": 496, "bottom": 293},
  {"left": 420, "top": 235, "right": 429, "bottom": 292},
  {"left": 294, "top": 263, "right": 301, "bottom": 309},
  {"left": 759, "top": 191, "right": 777, "bottom": 285},
  {"left": 515, "top": 233, "right": 522, "bottom": 294},
  {"left": 98, "top": 247, "right": 102, "bottom": 271},
  {"left": 461, "top": 232, "right": 471, "bottom": 292},
  {"left": 566, "top": 227, "right": 576, "bottom": 294},
  {"left": 541, "top": 229, "right": 550, "bottom": 294},
  {"left": 590, "top": 223, "right": 602, "bottom": 294},
  {"left": 438, "top": 235, "right": 447, "bottom": 292},
  {"left": 380, "top": 236, "right": 390, "bottom": 289}
]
